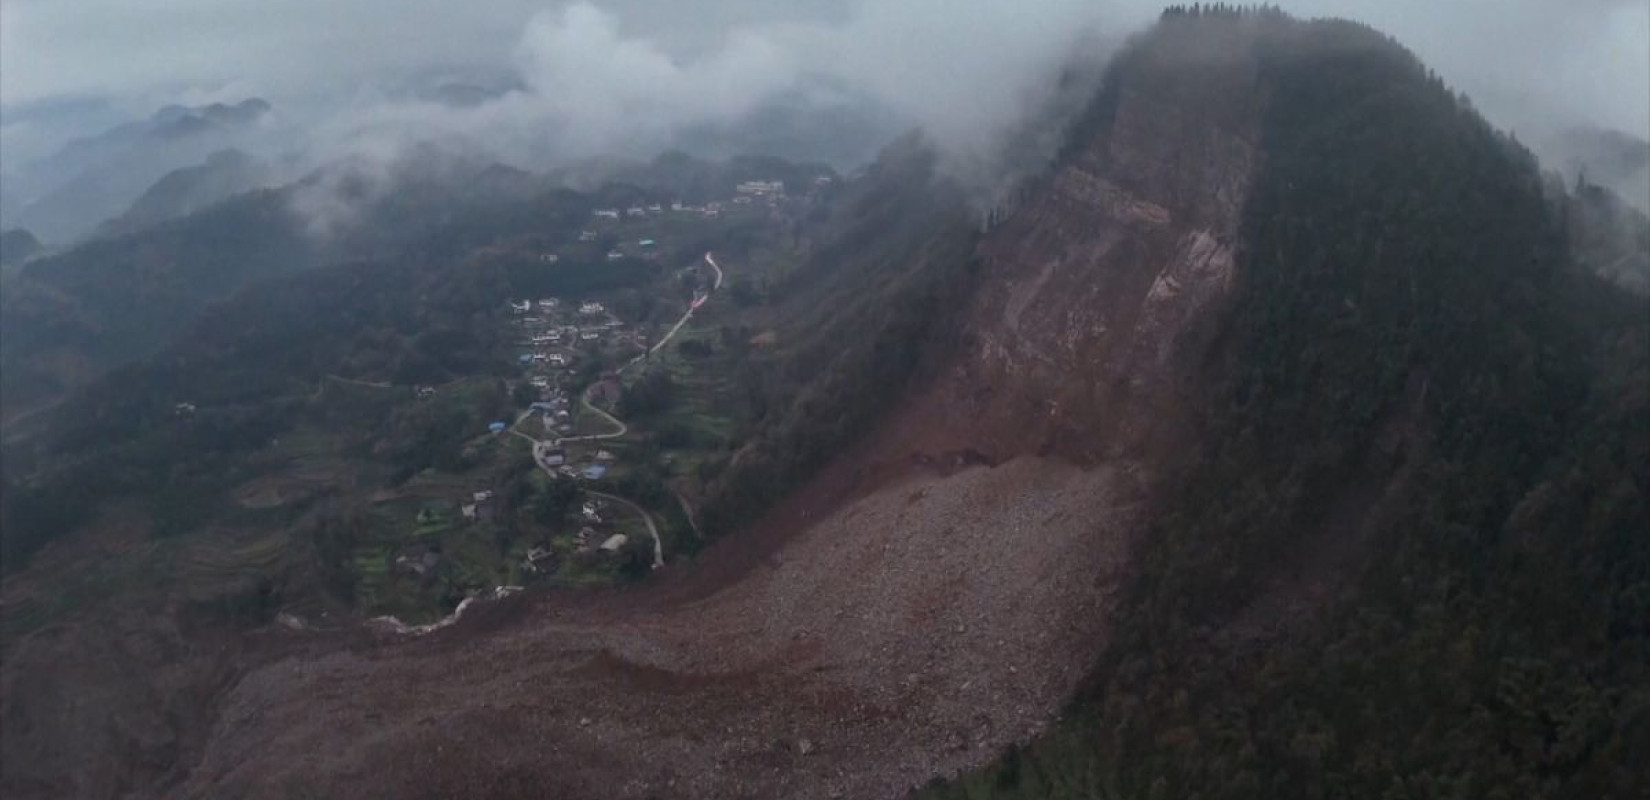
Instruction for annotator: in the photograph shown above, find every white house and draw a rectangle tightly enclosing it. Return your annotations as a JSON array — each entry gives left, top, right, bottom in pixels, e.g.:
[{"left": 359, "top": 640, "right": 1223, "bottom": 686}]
[
  {"left": 606, "top": 250, "right": 624, "bottom": 261},
  {"left": 579, "top": 301, "right": 605, "bottom": 315},
  {"left": 593, "top": 208, "right": 620, "bottom": 219},
  {"left": 735, "top": 180, "right": 784, "bottom": 196},
  {"left": 598, "top": 534, "right": 629, "bottom": 553}
]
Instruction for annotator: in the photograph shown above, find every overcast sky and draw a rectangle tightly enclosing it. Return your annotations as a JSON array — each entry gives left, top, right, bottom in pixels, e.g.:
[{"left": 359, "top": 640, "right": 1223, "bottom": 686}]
[{"left": 2, "top": 0, "right": 1646, "bottom": 169}]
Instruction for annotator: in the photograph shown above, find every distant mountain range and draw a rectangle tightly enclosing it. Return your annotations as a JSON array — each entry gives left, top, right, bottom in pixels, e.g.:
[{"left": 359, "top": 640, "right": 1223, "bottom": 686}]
[{"left": 1, "top": 99, "right": 277, "bottom": 244}]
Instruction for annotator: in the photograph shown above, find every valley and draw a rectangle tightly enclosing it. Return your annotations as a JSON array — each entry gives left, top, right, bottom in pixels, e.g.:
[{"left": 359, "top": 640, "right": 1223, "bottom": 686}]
[{"left": 3, "top": 8, "right": 1648, "bottom": 800}]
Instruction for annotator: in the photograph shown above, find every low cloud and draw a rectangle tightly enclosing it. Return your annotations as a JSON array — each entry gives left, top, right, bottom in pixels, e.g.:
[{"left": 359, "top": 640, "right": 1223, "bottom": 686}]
[{"left": 4, "top": 0, "right": 1645, "bottom": 231}]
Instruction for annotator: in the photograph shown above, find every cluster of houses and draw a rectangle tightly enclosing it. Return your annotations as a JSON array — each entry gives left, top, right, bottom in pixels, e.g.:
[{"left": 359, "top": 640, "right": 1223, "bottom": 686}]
[
  {"left": 591, "top": 203, "right": 666, "bottom": 220},
  {"left": 576, "top": 498, "right": 629, "bottom": 554},
  {"left": 510, "top": 297, "right": 639, "bottom": 378},
  {"left": 586, "top": 179, "right": 792, "bottom": 226}
]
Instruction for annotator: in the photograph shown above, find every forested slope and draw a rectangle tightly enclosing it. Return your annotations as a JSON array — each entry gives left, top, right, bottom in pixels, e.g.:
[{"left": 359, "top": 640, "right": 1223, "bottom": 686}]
[{"left": 919, "top": 9, "right": 1648, "bottom": 799}]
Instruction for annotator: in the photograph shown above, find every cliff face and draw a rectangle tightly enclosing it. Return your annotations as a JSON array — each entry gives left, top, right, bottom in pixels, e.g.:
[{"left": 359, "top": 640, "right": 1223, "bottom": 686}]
[{"left": 882, "top": 20, "right": 1266, "bottom": 469}]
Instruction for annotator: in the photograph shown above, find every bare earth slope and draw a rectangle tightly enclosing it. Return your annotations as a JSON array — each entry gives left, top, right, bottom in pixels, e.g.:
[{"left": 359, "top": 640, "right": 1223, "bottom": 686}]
[{"left": 140, "top": 31, "right": 1266, "bottom": 800}]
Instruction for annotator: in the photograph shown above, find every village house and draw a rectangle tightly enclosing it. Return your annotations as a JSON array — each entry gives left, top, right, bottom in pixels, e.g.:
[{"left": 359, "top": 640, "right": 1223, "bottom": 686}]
[
  {"left": 541, "top": 253, "right": 560, "bottom": 264},
  {"left": 524, "top": 546, "right": 555, "bottom": 572},
  {"left": 578, "top": 229, "right": 597, "bottom": 241},
  {"left": 395, "top": 549, "right": 443, "bottom": 577},
  {"left": 579, "top": 301, "right": 605, "bottom": 315},
  {"left": 174, "top": 401, "right": 197, "bottom": 416},
  {"left": 548, "top": 353, "right": 569, "bottom": 367},
  {"left": 536, "top": 298, "right": 559, "bottom": 311},
  {"left": 416, "top": 385, "right": 436, "bottom": 399},
  {"left": 625, "top": 206, "right": 646, "bottom": 217},
  {"left": 510, "top": 299, "right": 532, "bottom": 314},
  {"left": 598, "top": 534, "right": 629, "bottom": 554},
  {"left": 605, "top": 250, "right": 624, "bottom": 261},
  {"left": 593, "top": 208, "right": 619, "bottom": 219},
  {"left": 736, "top": 179, "right": 785, "bottom": 196},
  {"left": 580, "top": 331, "right": 600, "bottom": 342}
]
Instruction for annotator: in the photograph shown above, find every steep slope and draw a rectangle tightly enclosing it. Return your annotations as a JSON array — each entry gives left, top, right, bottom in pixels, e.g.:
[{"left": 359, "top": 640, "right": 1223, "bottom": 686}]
[
  {"left": 97, "top": 149, "right": 275, "bottom": 238},
  {"left": 0, "top": 148, "right": 555, "bottom": 424},
  {"left": 7, "top": 11, "right": 1645, "bottom": 800},
  {"left": 97, "top": 15, "right": 1285, "bottom": 800},
  {"left": 919, "top": 9, "right": 1649, "bottom": 799},
  {"left": 6, "top": 99, "right": 276, "bottom": 244}
]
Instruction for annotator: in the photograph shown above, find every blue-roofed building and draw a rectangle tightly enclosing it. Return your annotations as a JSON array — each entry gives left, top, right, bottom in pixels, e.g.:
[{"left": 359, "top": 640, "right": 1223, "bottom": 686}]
[
  {"left": 581, "top": 464, "right": 608, "bottom": 480},
  {"left": 519, "top": 354, "right": 534, "bottom": 364},
  {"left": 488, "top": 421, "right": 508, "bottom": 434}
]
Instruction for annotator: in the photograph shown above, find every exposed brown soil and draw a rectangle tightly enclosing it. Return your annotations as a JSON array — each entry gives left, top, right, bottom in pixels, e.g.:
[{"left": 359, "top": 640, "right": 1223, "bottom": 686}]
[
  {"left": 4, "top": 34, "right": 1275, "bottom": 800},
  {"left": 180, "top": 454, "right": 1137, "bottom": 800}
]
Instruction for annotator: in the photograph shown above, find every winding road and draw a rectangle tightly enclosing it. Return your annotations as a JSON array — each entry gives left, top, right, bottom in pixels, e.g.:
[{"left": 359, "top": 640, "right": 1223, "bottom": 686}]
[{"left": 510, "top": 251, "right": 728, "bottom": 571}]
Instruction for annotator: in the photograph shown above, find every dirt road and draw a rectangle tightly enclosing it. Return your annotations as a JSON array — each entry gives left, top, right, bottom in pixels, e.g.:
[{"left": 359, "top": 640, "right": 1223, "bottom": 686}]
[{"left": 587, "top": 489, "right": 664, "bottom": 569}]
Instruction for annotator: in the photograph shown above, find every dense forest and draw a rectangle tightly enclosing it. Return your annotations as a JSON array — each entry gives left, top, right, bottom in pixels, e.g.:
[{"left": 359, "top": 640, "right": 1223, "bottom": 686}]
[
  {"left": 917, "top": 10, "right": 1647, "bottom": 799},
  {"left": 694, "top": 134, "right": 980, "bottom": 535}
]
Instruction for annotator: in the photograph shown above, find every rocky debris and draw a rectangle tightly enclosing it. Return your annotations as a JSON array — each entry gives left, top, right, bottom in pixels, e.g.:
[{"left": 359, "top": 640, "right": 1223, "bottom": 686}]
[{"left": 173, "top": 458, "right": 1137, "bottom": 800}]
